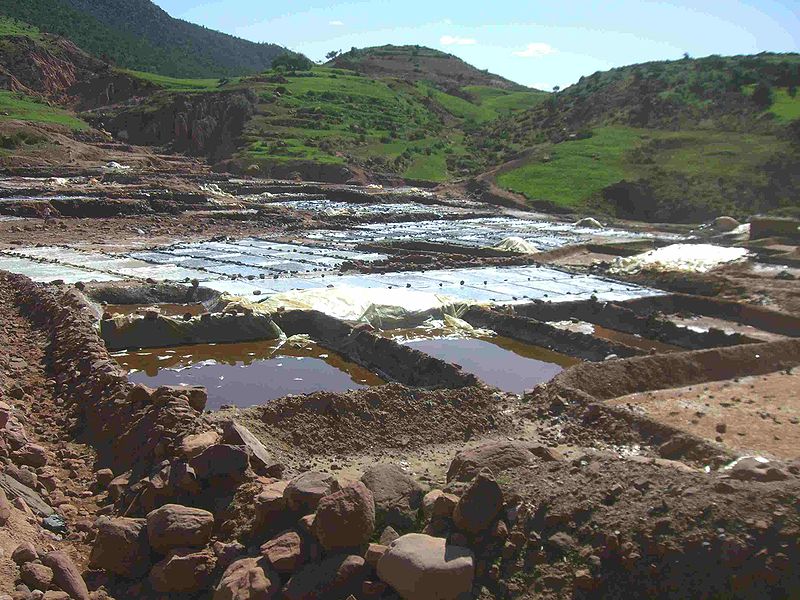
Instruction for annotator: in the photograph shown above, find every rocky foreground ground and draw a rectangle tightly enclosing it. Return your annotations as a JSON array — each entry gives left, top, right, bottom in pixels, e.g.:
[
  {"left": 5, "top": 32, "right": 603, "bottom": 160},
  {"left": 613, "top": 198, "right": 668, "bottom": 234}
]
[{"left": 0, "top": 261, "right": 799, "bottom": 599}]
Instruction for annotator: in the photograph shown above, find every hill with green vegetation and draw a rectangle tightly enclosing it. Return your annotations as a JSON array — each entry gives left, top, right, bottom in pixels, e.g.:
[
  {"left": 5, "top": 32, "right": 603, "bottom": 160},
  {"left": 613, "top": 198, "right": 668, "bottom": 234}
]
[
  {"left": 327, "top": 45, "right": 530, "bottom": 94},
  {"left": 483, "top": 53, "right": 800, "bottom": 221},
  {"left": 0, "top": 0, "right": 288, "bottom": 77}
]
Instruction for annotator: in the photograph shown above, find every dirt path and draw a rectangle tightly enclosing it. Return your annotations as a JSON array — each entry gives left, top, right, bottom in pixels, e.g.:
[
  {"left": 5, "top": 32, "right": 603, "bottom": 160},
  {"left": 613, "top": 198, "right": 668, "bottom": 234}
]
[{"left": 0, "top": 276, "right": 104, "bottom": 593}]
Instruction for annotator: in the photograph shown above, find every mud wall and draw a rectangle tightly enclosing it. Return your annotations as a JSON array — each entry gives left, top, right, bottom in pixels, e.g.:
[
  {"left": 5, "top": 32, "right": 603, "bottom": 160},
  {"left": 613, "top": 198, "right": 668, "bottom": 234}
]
[
  {"left": 462, "top": 306, "right": 643, "bottom": 361},
  {"left": 514, "top": 298, "right": 755, "bottom": 349},
  {"left": 272, "top": 309, "right": 479, "bottom": 389},
  {"left": 6, "top": 273, "right": 207, "bottom": 474},
  {"left": 618, "top": 293, "right": 800, "bottom": 337},
  {"left": 550, "top": 338, "right": 800, "bottom": 402}
]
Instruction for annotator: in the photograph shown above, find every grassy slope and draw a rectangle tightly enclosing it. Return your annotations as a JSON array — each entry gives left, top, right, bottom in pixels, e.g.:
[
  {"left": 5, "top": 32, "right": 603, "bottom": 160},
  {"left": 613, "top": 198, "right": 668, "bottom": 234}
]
[
  {"left": 0, "top": 90, "right": 88, "bottom": 130},
  {"left": 222, "top": 67, "right": 544, "bottom": 181}
]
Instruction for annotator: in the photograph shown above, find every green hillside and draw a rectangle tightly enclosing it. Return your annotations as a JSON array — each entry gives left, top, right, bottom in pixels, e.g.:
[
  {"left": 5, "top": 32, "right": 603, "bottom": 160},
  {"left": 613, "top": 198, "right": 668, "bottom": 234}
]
[
  {"left": 485, "top": 53, "right": 800, "bottom": 221},
  {"left": 0, "top": 0, "right": 288, "bottom": 77}
]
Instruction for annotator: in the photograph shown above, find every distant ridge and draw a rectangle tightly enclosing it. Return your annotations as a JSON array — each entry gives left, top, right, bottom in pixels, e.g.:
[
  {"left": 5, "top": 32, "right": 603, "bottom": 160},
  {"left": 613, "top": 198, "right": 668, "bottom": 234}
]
[{"left": 0, "top": 0, "right": 291, "bottom": 77}]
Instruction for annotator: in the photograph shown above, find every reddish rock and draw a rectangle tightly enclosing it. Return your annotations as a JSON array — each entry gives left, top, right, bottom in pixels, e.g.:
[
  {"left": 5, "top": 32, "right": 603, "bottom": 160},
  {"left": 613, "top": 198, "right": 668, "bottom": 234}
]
[
  {"left": 42, "top": 551, "right": 90, "bottom": 600},
  {"left": 94, "top": 468, "right": 115, "bottom": 488},
  {"left": 361, "top": 464, "right": 423, "bottom": 530},
  {"left": 452, "top": 472, "right": 504, "bottom": 534},
  {"left": 284, "top": 471, "right": 337, "bottom": 513},
  {"left": 146, "top": 504, "right": 214, "bottom": 554},
  {"left": 186, "top": 386, "right": 208, "bottom": 412},
  {"left": 180, "top": 431, "right": 220, "bottom": 459},
  {"left": 12, "top": 542, "right": 38, "bottom": 564},
  {"left": 189, "top": 444, "right": 250, "bottom": 481},
  {"left": 447, "top": 441, "right": 547, "bottom": 482},
  {"left": 260, "top": 530, "right": 306, "bottom": 573},
  {"left": 89, "top": 516, "right": 151, "bottom": 578},
  {"left": 283, "top": 554, "right": 367, "bottom": 600},
  {"left": 255, "top": 480, "right": 288, "bottom": 525},
  {"left": 377, "top": 534, "right": 474, "bottom": 600},
  {"left": 314, "top": 482, "right": 375, "bottom": 551},
  {"left": 128, "top": 384, "right": 153, "bottom": 404},
  {"left": 13, "top": 443, "right": 48, "bottom": 468},
  {"left": 214, "top": 557, "right": 280, "bottom": 600},
  {"left": 107, "top": 473, "right": 130, "bottom": 502},
  {"left": 0, "top": 489, "right": 11, "bottom": 525},
  {"left": 20, "top": 562, "right": 54, "bottom": 591},
  {"left": 150, "top": 548, "right": 217, "bottom": 593},
  {"left": 364, "top": 543, "right": 389, "bottom": 569}
]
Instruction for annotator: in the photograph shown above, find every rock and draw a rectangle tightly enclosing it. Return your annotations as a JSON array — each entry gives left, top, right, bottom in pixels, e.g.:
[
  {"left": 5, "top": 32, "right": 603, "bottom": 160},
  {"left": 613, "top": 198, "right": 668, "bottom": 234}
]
[
  {"left": 214, "top": 557, "right": 280, "bottom": 600},
  {"left": 180, "top": 431, "right": 221, "bottom": 459},
  {"left": 361, "top": 464, "right": 423, "bottom": 530},
  {"left": 107, "top": 473, "right": 130, "bottom": 502},
  {"left": 20, "top": 563, "right": 54, "bottom": 591},
  {"left": 447, "top": 441, "right": 545, "bottom": 482},
  {"left": 128, "top": 384, "right": 153, "bottom": 404},
  {"left": 728, "top": 457, "right": 789, "bottom": 482},
  {"left": 255, "top": 480, "right": 288, "bottom": 525},
  {"left": 422, "top": 490, "right": 459, "bottom": 520},
  {"left": 0, "top": 489, "right": 11, "bottom": 525},
  {"left": 94, "top": 468, "right": 114, "bottom": 489},
  {"left": 365, "top": 543, "right": 388, "bottom": 569},
  {"left": 260, "top": 530, "right": 305, "bottom": 573},
  {"left": 283, "top": 554, "right": 367, "bottom": 600},
  {"left": 41, "top": 551, "right": 90, "bottom": 600},
  {"left": 189, "top": 444, "right": 250, "bottom": 481},
  {"left": 547, "top": 532, "right": 576, "bottom": 555},
  {"left": 13, "top": 444, "right": 48, "bottom": 468},
  {"left": 186, "top": 386, "right": 208, "bottom": 412},
  {"left": 452, "top": 472, "right": 503, "bottom": 534},
  {"left": 377, "top": 534, "right": 474, "bottom": 600},
  {"left": 12, "top": 543, "right": 38, "bottom": 564},
  {"left": 147, "top": 504, "right": 214, "bottom": 554},
  {"left": 284, "top": 471, "right": 337, "bottom": 513},
  {"left": 42, "top": 593, "right": 71, "bottom": 600},
  {"left": 150, "top": 548, "right": 217, "bottom": 593},
  {"left": 223, "top": 421, "right": 283, "bottom": 476},
  {"left": 314, "top": 482, "right": 375, "bottom": 551},
  {"left": 379, "top": 526, "right": 400, "bottom": 546},
  {"left": 575, "top": 217, "right": 603, "bottom": 229},
  {"left": 89, "top": 516, "right": 151, "bottom": 577},
  {"left": 213, "top": 541, "right": 246, "bottom": 571},
  {"left": 712, "top": 216, "right": 740, "bottom": 232}
]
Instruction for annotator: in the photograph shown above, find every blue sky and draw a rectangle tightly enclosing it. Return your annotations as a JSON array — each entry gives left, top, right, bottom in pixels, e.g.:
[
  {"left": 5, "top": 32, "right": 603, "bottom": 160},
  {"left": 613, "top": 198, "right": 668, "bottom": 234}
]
[{"left": 154, "top": 0, "right": 799, "bottom": 89}]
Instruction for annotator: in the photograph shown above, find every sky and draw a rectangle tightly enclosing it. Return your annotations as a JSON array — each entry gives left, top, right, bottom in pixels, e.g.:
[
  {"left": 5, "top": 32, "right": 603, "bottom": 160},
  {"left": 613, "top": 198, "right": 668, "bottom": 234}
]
[{"left": 153, "top": 0, "right": 799, "bottom": 89}]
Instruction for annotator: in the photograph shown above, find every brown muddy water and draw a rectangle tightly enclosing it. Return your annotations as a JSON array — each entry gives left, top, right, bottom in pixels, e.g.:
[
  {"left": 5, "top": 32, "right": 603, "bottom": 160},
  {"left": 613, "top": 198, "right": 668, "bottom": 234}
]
[
  {"left": 104, "top": 303, "right": 208, "bottom": 317},
  {"left": 394, "top": 330, "right": 580, "bottom": 394},
  {"left": 549, "top": 320, "right": 680, "bottom": 353},
  {"left": 112, "top": 338, "right": 384, "bottom": 410}
]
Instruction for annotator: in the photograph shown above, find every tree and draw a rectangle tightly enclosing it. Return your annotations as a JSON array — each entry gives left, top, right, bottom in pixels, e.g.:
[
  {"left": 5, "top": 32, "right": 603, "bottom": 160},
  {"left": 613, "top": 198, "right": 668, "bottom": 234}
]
[
  {"left": 325, "top": 50, "right": 340, "bottom": 61},
  {"left": 751, "top": 81, "right": 774, "bottom": 109},
  {"left": 272, "top": 53, "right": 313, "bottom": 72},
  {"left": 552, "top": 85, "right": 560, "bottom": 93}
]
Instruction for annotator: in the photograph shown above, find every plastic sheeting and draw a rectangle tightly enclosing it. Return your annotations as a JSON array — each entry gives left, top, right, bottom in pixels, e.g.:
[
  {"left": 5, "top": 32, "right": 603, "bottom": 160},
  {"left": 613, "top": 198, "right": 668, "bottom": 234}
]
[
  {"left": 492, "top": 236, "right": 540, "bottom": 254},
  {"left": 610, "top": 244, "right": 750, "bottom": 274}
]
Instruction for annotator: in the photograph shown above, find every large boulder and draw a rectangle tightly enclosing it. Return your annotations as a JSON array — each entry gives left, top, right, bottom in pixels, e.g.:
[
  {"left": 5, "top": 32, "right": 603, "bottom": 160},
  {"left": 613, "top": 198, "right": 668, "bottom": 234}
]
[
  {"left": 147, "top": 504, "right": 214, "bottom": 554},
  {"left": 283, "top": 554, "right": 367, "bottom": 600},
  {"left": 447, "top": 441, "right": 539, "bottom": 482},
  {"left": 150, "top": 548, "right": 217, "bottom": 593},
  {"left": 284, "top": 471, "right": 337, "bottom": 513},
  {"left": 452, "top": 472, "right": 504, "bottom": 534},
  {"left": 255, "top": 480, "right": 288, "bottom": 525},
  {"left": 42, "top": 551, "right": 90, "bottom": 600},
  {"left": 260, "top": 530, "right": 306, "bottom": 573},
  {"left": 89, "top": 516, "right": 151, "bottom": 577},
  {"left": 189, "top": 444, "right": 250, "bottom": 481},
  {"left": 377, "top": 534, "right": 474, "bottom": 600},
  {"left": 314, "top": 482, "right": 375, "bottom": 551},
  {"left": 361, "top": 464, "right": 423, "bottom": 530},
  {"left": 214, "top": 557, "right": 281, "bottom": 600},
  {"left": 13, "top": 443, "right": 49, "bottom": 468},
  {"left": 20, "top": 562, "right": 54, "bottom": 591}
]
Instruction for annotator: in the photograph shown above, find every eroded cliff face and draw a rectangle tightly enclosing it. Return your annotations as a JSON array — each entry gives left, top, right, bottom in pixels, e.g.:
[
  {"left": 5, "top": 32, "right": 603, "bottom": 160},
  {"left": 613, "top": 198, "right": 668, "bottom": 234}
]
[{"left": 95, "top": 90, "right": 258, "bottom": 161}]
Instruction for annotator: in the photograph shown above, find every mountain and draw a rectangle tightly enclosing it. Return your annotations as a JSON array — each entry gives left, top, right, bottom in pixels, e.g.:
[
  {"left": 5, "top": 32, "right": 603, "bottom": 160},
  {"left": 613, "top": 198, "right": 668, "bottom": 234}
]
[
  {"left": 326, "top": 45, "right": 529, "bottom": 94},
  {"left": 0, "top": 0, "right": 289, "bottom": 77},
  {"left": 480, "top": 53, "right": 800, "bottom": 221}
]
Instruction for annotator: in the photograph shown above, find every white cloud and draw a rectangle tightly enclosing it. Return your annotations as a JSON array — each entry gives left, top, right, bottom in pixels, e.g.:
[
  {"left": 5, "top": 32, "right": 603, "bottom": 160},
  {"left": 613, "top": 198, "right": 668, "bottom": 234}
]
[
  {"left": 442, "top": 18, "right": 453, "bottom": 25},
  {"left": 513, "top": 42, "right": 556, "bottom": 58},
  {"left": 440, "top": 35, "right": 477, "bottom": 46},
  {"left": 329, "top": 20, "right": 344, "bottom": 26}
]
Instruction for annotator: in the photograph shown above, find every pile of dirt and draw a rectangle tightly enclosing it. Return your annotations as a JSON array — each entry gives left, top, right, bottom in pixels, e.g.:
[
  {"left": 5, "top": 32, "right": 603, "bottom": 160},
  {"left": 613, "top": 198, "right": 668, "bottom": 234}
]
[{"left": 230, "top": 383, "right": 513, "bottom": 456}]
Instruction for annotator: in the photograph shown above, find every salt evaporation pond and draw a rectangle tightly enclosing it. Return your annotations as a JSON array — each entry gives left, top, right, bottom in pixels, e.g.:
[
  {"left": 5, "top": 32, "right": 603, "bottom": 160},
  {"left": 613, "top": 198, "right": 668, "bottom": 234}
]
[{"left": 113, "top": 338, "right": 384, "bottom": 410}]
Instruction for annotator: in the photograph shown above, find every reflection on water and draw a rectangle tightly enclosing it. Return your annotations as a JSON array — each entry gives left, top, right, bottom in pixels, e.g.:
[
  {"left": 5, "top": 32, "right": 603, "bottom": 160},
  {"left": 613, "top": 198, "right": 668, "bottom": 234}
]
[
  {"left": 396, "top": 331, "right": 580, "bottom": 394},
  {"left": 112, "top": 338, "right": 384, "bottom": 410}
]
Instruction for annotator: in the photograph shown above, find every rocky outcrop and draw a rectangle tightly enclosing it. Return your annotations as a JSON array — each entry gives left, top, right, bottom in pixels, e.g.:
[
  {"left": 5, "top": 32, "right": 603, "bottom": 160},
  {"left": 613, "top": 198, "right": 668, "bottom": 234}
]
[{"left": 97, "top": 90, "right": 258, "bottom": 161}]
